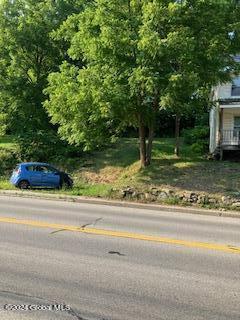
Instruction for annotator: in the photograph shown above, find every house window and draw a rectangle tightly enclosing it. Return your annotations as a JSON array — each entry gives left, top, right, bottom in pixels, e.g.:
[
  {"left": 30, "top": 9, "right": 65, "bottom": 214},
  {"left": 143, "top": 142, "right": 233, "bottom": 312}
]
[
  {"left": 231, "top": 77, "right": 240, "bottom": 96},
  {"left": 234, "top": 117, "right": 240, "bottom": 131}
]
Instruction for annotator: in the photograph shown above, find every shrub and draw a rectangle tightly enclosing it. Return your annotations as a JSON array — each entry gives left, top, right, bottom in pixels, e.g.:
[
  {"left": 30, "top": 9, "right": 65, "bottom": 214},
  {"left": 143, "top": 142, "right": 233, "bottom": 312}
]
[
  {"left": 17, "top": 130, "right": 82, "bottom": 162},
  {"left": 183, "top": 126, "right": 209, "bottom": 145},
  {"left": 183, "top": 126, "right": 209, "bottom": 154},
  {"left": 0, "top": 149, "right": 20, "bottom": 176},
  {"left": 190, "top": 142, "right": 206, "bottom": 154}
]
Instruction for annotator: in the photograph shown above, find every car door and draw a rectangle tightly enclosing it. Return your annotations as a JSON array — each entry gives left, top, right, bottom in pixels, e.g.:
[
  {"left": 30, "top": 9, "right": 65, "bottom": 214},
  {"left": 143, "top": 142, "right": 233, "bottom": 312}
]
[
  {"left": 40, "top": 166, "right": 60, "bottom": 188},
  {"left": 26, "top": 165, "right": 43, "bottom": 186}
]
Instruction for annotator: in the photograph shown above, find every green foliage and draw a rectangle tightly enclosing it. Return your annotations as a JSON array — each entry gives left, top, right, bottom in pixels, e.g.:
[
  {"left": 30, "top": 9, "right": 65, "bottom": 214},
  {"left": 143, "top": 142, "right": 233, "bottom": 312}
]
[
  {"left": 0, "top": 0, "right": 240, "bottom": 164},
  {"left": 0, "top": 149, "right": 19, "bottom": 176},
  {"left": 190, "top": 142, "right": 207, "bottom": 155},
  {"left": 0, "top": 136, "right": 19, "bottom": 176},
  {"left": 183, "top": 126, "right": 209, "bottom": 154},
  {"left": 17, "top": 130, "right": 82, "bottom": 162},
  {"left": 183, "top": 126, "right": 209, "bottom": 145},
  {"left": 45, "top": 0, "right": 143, "bottom": 150},
  {"left": 0, "top": 0, "right": 85, "bottom": 156},
  {"left": 45, "top": 0, "right": 240, "bottom": 164},
  {"left": 44, "top": 63, "right": 122, "bottom": 150},
  {"left": 140, "top": 0, "right": 240, "bottom": 117},
  {"left": 2, "top": 137, "right": 240, "bottom": 204}
]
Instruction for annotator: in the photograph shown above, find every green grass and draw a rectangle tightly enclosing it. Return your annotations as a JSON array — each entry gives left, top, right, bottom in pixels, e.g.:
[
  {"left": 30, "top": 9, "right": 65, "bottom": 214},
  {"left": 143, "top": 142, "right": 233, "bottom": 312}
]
[
  {"left": 69, "top": 137, "right": 240, "bottom": 197},
  {"left": 0, "top": 179, "right": 15, "bottom": 190},
  {"left": 0, "top": 135, "right": 19, "bottom": 184},
  {"left": 1, "top": 135, "right": 240, "bottom": 200},
  {"left": 0, "top": 135, "right": 16, "bottom": 150}
]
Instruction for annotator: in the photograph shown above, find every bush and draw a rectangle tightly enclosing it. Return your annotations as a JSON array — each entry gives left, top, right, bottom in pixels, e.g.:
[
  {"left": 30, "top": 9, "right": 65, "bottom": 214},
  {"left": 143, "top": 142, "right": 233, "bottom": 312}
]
[
  {"left": 0, "top": 149, "right": 20, "bottom": 176},
  {"left": 17, "top": 130, "right": 82, "bottom": 162},
  {"left": 190, "top": 142, "right": 206, "bottom": 154},
  {"left": 183, "top": 126, "right": 209, "bottom": 154}
]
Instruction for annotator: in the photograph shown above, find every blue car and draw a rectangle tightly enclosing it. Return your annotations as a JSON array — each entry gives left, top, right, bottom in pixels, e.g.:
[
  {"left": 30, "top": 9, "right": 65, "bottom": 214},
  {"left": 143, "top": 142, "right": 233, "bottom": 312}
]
[{"left": 10, "top": 162, "right": 73, "bottom": 189}]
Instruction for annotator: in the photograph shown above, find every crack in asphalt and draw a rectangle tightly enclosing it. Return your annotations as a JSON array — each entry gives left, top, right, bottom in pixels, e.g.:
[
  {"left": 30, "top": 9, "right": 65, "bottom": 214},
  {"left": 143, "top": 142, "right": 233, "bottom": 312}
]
[
  {"left": 67, "top": 308, "right": 88, "bottom": 320},
  {"left": 50, "top": 217, "right": 103, "bottom": 235},
  {"left": 0, "top": 289, "right": 48, "bottom": 303},
  {"left": 50, "top": 228, "right": 68, "bottom": 235},
  {"left": 80, "top": 218, "right": 103, "bottom": 230},
  {"left": 108, "top": 251, "right": 126, "bottom": 256}
]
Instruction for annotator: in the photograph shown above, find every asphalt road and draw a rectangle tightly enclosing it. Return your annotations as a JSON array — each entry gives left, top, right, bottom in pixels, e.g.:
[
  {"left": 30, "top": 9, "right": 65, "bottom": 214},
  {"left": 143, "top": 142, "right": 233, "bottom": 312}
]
[{"left": 0, "top": 195, "right": 239, "bottom": 320}]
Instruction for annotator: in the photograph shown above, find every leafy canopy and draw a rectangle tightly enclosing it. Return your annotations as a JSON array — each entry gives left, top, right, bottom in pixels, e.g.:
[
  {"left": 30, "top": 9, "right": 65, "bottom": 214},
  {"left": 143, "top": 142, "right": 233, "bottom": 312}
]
[{"left": 45, "top": 0, "right": 240, "bottom": 159}]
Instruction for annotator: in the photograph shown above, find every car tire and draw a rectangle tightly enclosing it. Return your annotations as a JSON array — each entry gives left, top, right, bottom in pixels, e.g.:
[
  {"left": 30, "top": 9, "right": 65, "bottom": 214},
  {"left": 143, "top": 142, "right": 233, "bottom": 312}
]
[{"left": 18, "top": 180, "right": 30, "bottom": 190}]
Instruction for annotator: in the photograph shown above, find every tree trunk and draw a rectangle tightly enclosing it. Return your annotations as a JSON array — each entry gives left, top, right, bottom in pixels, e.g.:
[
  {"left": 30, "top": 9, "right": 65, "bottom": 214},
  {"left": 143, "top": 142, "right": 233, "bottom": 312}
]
[
  {"left": 139, "top": 116, "right": 147, "bottom": 168},
  {"left": 146, "top": 121, "right": 154, "bottom": 166},
  {"left": 174, "top": 115, "right": 181, "bottom": 157}
]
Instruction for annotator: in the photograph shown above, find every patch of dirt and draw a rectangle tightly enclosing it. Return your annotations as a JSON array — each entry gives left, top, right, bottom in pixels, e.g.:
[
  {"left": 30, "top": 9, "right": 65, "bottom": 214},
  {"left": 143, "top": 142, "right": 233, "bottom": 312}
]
[{"left": 81, "top": 167, "right": 124, "bottom": 184}]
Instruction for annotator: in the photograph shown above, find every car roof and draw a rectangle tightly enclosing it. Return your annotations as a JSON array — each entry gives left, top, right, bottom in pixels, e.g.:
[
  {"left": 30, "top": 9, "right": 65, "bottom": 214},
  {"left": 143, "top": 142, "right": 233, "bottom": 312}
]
[{"left": 19, "top": 162, "right": 51, "bottom": 166}]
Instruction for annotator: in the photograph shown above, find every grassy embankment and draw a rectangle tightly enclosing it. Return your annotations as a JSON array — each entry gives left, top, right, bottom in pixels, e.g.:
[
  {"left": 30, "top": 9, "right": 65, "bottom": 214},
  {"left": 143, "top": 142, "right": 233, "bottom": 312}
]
[{"left": 1, "top": 135, "right": 240, "bottom": 202}]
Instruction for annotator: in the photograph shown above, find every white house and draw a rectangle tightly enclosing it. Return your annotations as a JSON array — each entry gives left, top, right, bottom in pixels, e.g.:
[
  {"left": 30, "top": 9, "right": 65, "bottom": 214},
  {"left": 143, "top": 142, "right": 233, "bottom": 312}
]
[{"left": 209, "top": 75, "right": 240, "bottom": 159}]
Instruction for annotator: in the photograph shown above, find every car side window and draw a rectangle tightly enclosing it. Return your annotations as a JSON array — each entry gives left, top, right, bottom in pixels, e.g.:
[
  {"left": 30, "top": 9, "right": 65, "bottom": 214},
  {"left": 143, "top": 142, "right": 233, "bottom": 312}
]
[
  {"left": 35, "top": 166, "right": 57, "bottom": 174},
  {"left": 26, "top": 165, "right": 36, "bottom": 172},
  {"left": 47, "top": 167, "right": 58, "bottom": 174},
  {"left": 35, "top": 166, "right": 47, "bottom": 173}
]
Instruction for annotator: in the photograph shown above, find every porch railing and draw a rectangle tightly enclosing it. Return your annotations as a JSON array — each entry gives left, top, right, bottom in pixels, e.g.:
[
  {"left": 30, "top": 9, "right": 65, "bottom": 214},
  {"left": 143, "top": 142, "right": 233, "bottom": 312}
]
[{"left": 221, "top": 130, "right": 240, "bottom": 145}]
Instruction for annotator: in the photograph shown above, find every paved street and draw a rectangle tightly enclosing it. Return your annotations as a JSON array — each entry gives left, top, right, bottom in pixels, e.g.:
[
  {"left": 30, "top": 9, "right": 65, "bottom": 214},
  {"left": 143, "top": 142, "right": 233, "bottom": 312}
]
[{"left": 0, "top": 195, "right": 239, "bottom": 320}]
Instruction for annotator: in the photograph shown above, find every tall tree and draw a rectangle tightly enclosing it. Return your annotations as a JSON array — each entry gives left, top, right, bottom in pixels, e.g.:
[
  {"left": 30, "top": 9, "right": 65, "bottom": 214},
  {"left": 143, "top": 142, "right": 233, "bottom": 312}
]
[
  {"left": 45, "top": 0, "right": 240, "bottom": 167},
  {"left": 140, "top": 0, "right": 240, "bottom": 157},
  {"left": 0, "top": 0, "right": 83, "bottom": 140}
]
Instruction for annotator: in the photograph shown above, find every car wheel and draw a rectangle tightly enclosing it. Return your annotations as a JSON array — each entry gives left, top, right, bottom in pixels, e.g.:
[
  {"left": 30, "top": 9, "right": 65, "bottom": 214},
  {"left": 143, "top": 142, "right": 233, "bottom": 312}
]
[{"left": 18, "top": 180, "right": 30, "bottom": 190}]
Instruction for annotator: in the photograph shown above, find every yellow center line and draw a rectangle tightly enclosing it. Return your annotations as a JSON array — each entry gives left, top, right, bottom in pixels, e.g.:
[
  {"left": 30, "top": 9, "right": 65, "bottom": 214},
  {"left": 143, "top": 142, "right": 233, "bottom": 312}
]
[{"left": 0, "top": 216, "right": 240, "bottom": 254}]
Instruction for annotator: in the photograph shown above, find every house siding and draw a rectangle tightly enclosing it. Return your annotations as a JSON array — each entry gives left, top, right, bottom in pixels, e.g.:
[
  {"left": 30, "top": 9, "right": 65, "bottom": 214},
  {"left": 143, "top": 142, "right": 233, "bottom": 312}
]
[
  {"left": 214, "top": 82, "right": 240, "bottom": 100},
  {"left": 222, "top": 108, "right": 240, "bottom": 131},
  {"left": 210, "top": 74, "right": 240, "bottom": 154},
  {"left": 209, "top": 107, "right": 240, "bottom": 153},
  {"left": 218, "top": 83, "right": 232, "bottom": 100}
]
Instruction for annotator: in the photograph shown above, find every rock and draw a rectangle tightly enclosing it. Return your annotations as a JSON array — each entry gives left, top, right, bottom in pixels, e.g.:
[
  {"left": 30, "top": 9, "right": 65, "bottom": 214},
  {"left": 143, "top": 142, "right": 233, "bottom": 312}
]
[
  {"left": 182, "top": 192, "right": 191, "bottom": 199},
  {"left": 190, "top": 192, "right": 198, "bottom": 203},
  {"left": 231, "top": 202, "right": 240, "bottom": 208},
  {"left": 149, "top": 187, "right": 159, "bottom": 196},
  {"left": 164, "top": 189, "right": 175, "bottom": 196},
  {"left": 221, "top": 196, "right": 232, "bottom": 205},
  {"left": 157, "top": 192, "right": 169, "bottom": 201},
  {"left": 137, "top": 192, "right": 145, "bottom": 200},
  {"left": 132, "top": 192, "right": 144, "bottom": 200},
  {"left": 120, "top": 190, "right": 126, "bottom": 198},
  {"left": 144, "top": 193, "right": 156, "bottom": 202},
  {"left": 120, "top": 187, "right": 134, "bottom": 198},
  {"left": 121, "top": 187, "right": 135, "bottom": 198},
  {"left": 180, "top": 192, "right": 200, "bottom": 204},
  {"left": 208, "top": 198, "right": 217, "bottom": 204}
]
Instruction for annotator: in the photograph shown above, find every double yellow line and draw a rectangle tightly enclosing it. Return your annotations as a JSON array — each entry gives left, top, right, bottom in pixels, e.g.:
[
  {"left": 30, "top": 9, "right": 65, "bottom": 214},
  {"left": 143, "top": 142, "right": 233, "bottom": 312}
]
[{"left": 0, "top": 216, "right": 240, "bottom": 254}]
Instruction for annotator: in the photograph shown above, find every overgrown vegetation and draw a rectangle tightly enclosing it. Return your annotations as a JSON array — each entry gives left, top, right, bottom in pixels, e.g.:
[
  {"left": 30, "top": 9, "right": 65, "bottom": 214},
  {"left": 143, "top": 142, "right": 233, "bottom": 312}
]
[
  {"left": 1, "top": 1, "right": 240, "bottom": 208},
  {"left": 183, "top": 126, "right": 209, "bottom": 154},
  {"left": 2, "top": 136, "right": 240, "bottom": 203},
  {"left": 1, "top": 0, "right": 240, "bottom": 167}
]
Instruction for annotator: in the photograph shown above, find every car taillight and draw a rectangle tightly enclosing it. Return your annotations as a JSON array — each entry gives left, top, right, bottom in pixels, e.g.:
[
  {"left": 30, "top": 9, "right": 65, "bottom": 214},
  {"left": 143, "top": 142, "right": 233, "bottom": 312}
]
[{"left": 15, "top": 169, "right": 21, "bottom": 175}]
